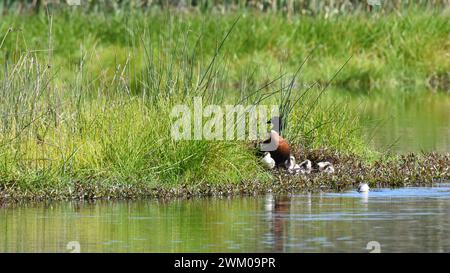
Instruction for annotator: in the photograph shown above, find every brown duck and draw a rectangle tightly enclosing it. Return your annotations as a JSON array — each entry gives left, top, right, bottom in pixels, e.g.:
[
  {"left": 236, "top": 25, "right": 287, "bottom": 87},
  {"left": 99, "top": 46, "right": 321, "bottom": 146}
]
[{"left": 261, "top": 116, "right": 291, "bottom": 166}]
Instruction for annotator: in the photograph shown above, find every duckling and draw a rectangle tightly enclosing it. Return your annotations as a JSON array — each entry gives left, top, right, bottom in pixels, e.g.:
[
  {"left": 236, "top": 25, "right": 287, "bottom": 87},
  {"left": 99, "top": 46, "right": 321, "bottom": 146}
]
[
  {"left": 284, "top": 155, "right": 296, "bottom": 169},
  {"left": 298, "top": 159, "right": 312, "bottom": 174},
  {"left": 357, "top": 183, "right": 370, "bottom": 193},
  {"left": 285, "top": 155, "right": 301, "bottom": 174},
  {"left": 317, "top": 161, "right": 335, "bottom": 174},
  {"left": 260, "top": 116, "right": 291, "bottom": 166},
  {"left": 261, "top": 152, "right": 276, "bottom": 170}
]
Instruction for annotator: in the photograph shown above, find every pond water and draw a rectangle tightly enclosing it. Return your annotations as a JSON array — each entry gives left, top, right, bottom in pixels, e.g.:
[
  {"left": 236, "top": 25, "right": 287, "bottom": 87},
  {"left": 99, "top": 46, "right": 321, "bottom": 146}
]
[
  {"left": 355, "top": 92, "right": 450, "bottom": 153},
  {"left": 1, "top": 183, "right": 450, "bottom": 253}
]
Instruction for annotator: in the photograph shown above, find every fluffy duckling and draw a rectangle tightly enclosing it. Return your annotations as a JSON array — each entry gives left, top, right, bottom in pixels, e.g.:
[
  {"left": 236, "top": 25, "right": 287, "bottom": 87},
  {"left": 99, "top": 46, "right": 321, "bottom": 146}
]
[
  {"left": 317, "top": 161, "right": 335, "bottom": 174},
  {"left": 261, "top": 152, "right": 276, "bottom": 170},
  {"left": 298, "top": 159, "right": 312, "bottom": 174},
  {"left": 261, "top": 116, "right": 291, "bottom": 166},
  {"left": 285, "top": 156, "right": 313, "bottom": 175},
  {"left": 284, "top": 155, "right": 296, "bottom": 169},
  {"left": 285, "top": 155, "right": 300, "bottom": 174},
  {"left": 357, "top": 183, "right": 370, "bottom": 193}
]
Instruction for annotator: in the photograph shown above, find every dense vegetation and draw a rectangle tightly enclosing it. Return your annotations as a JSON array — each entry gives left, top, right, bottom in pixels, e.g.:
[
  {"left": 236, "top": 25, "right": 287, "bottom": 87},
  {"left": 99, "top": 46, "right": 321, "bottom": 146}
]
[
  {"left": 2, "top": 0, "right": 449, "bottom": 15},
  {"left": 0, "top": 4, "right": 448, "bottom": 201}
]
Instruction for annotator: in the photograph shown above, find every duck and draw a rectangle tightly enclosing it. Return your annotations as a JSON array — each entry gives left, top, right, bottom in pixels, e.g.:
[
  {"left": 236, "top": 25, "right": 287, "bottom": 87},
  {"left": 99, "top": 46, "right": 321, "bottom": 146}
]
[
  {"left": 357, "top": 183, "right": 370, "bottom": 193},
  {"left": 317, "top": 161, "right": 335, "bottom": 174},
  {"left": 260, "top": 116, "right": 291, "bottom": 167},
  {"left": 261, "top": 152, "right": 276, "bottom": 170}
]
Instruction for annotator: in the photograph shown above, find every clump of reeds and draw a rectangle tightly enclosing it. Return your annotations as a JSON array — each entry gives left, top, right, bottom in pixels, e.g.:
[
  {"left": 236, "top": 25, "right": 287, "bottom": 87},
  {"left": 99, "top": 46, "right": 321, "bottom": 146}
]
[{"left": 0, "top": 8, "right": 447, "bottom": 203}]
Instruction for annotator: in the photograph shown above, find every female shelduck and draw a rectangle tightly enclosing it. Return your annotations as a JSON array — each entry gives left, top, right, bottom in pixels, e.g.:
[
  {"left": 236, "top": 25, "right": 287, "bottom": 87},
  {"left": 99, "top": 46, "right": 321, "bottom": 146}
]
[
  {"left": 261, "top": 116, "right": 291, "bottom": 167},
  {"left": 357, "top": 183, "right": 370, "bottom": 193}
]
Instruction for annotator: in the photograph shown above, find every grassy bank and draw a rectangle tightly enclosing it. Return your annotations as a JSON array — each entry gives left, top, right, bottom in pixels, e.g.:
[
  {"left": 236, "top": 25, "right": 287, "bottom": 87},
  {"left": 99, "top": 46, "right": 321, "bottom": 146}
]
[
  {"left": 0, "top": 8, "right": 449, "bottom": 203},
  {"left": 1, "top": 150, "right": 448, "bottom": 204}
]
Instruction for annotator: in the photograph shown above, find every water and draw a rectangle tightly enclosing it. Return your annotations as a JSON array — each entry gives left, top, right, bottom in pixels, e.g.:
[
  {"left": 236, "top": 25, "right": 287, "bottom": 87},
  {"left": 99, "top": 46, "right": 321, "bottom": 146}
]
[
  {"left": 1, "top": 184, "right": 450, "bottom": 253},
  {"left": 356, "top": 92, "right": 450, "bottom": 153},
  {"left": 326, "top": 90, "right": 450, "bottom": 153}
]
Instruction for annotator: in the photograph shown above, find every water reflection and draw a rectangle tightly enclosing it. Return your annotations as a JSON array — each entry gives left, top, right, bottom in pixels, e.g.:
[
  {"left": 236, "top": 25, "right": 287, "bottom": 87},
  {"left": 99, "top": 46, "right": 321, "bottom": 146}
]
[
  {"left": 1, "top": 185, "right": 450, "bottom": 252},
  {"left": 264, "top": 194, "right": 291, "bottom": 252},
  {"left": 328, "top": 91, "right": 450, "bottom": 153}
]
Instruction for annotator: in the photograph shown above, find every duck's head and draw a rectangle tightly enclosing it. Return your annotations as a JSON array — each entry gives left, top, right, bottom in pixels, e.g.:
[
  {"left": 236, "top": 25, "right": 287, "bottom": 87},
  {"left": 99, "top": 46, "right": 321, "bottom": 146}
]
[{"left": 267, "top": 116, "right": 283, "bottom": 133}]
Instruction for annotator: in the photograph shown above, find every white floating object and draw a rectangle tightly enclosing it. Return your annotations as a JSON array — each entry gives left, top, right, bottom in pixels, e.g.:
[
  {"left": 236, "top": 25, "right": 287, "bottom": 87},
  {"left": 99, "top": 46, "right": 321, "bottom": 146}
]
[
  {"left": 262, "top": 152, "right": 275, "bottom": 170},
  {"left": 317, "top": 161, "right": 335, "bottom": 174},
  {"left": 357, "top": 183, "right": 370, "bottom": 193}
]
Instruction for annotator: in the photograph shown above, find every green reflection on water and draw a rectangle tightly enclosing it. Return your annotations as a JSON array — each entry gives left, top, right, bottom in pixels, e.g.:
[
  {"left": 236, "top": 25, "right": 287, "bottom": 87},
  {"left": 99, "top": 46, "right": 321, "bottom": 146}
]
[
  {"left": 1, "top": 190, "right": 449, "bottom": 253},
  {"left": 329, "top": 90, "right": 450, "bottom": 153}
]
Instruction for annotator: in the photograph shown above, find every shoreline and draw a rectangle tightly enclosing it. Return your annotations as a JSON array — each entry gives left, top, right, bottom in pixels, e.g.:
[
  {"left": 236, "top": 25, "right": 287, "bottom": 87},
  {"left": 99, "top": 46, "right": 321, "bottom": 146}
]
[{"left": 2, "top": 151, "right": 448, "bottom": 206}]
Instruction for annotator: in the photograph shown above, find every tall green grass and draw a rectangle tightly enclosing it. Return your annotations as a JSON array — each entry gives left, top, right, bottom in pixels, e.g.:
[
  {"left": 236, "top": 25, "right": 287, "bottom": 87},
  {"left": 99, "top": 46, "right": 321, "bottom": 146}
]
[
  {"left": 1, "top": 9, "right": 448, "bottom": 93},
  {"left": 2, "top": 0, "right": 448, "bottom": 15}
]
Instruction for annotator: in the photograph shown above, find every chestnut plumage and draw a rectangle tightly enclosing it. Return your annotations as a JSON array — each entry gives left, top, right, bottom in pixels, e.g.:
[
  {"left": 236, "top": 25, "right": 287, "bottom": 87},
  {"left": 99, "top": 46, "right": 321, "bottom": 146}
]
[{"left": 261, "top": 116, "right": 291, "bottom": 166}]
